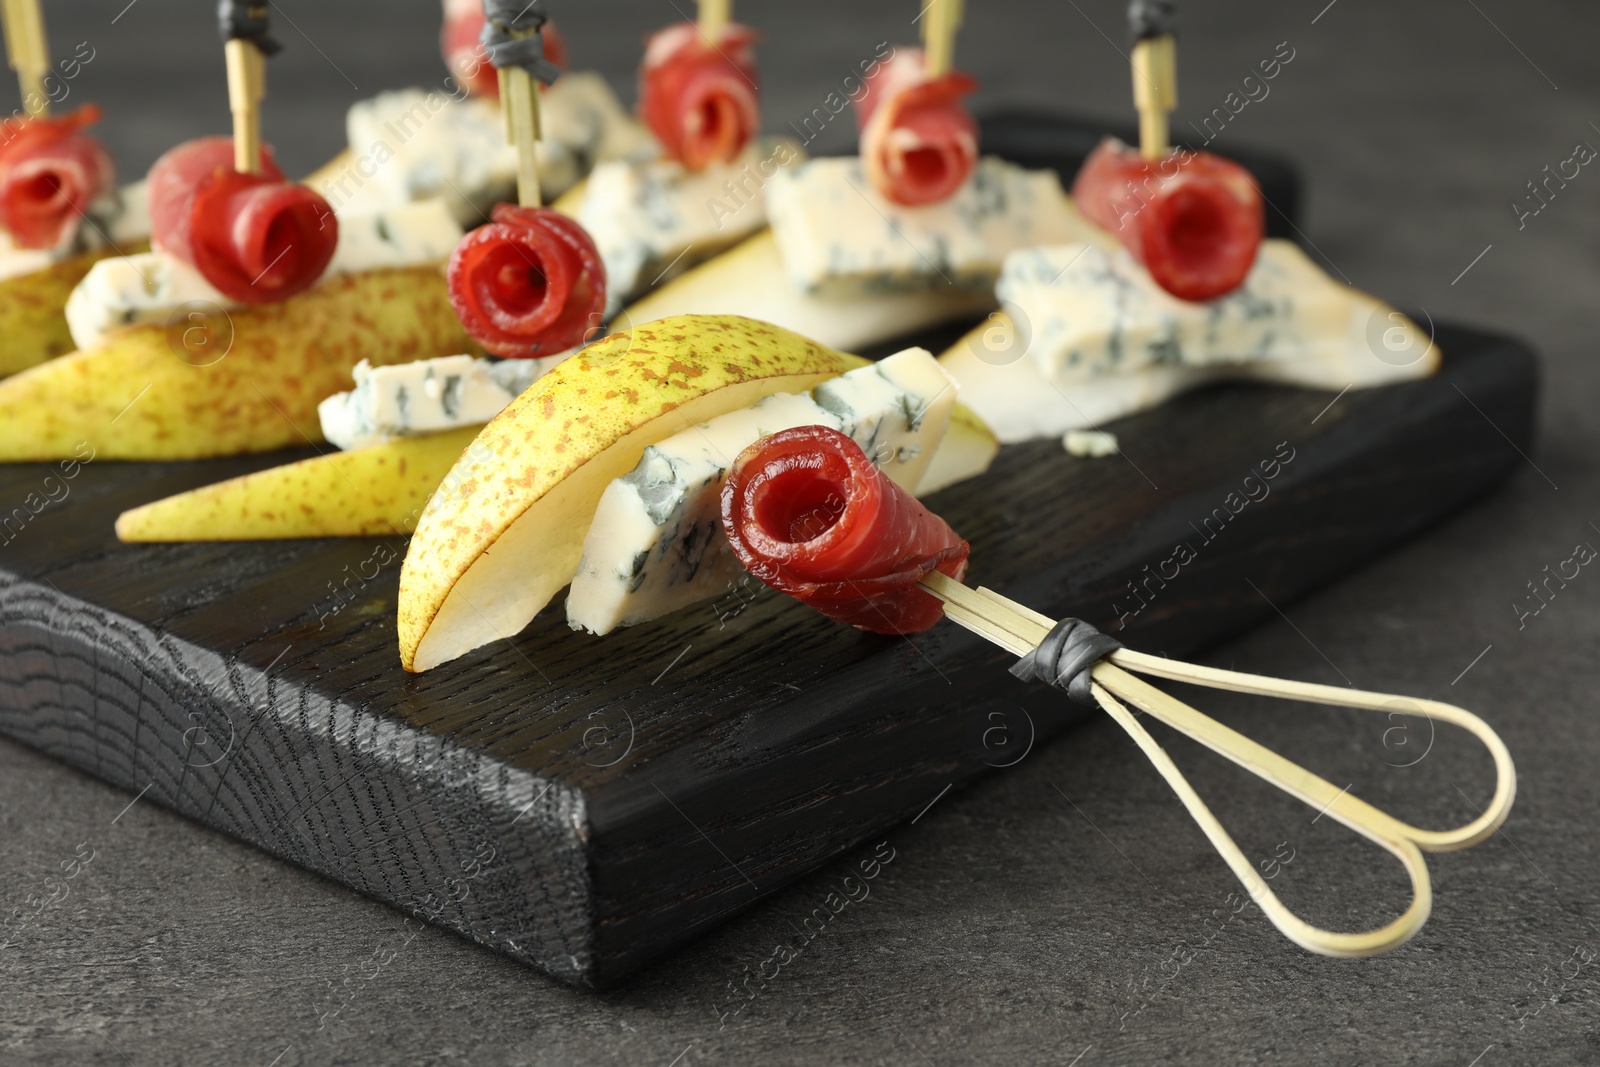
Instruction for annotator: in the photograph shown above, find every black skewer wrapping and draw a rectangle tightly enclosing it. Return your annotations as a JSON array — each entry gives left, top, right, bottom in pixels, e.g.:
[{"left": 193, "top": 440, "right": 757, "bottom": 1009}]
[
  {"left": 217, "top": 0, "right": 281, "bottom": 55},
  {"left": 481, "top": 0, "right": 562, "bottom": 84},
  {"left": 1009, "top": 618, "right": 1124, "bottom": 706},
  {"left": 1128, "top": 0, "right": 1176, "bottom": 41}
]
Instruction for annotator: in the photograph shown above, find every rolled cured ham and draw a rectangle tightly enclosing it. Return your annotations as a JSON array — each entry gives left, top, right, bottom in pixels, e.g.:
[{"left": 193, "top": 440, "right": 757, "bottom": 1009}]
[
  {"left": 446, "top": 203, "right": 605, "bottom": 358},
  {"left": 638, "top": 21, "right": 759, "bottom": 171},
  {"left": 721, "top": 425, "right": 969, "bottom": 634},
  {"left": 856, "top": 48, "right": 977, "bottom": 207},
  {"left": 441, "top": 0, "right": 567, "bottom": 99},
  {"left": 0, "top": 104, "right": 114, "bottom": 250},
  {"left": 148, "top": 136, "right": 339, "bottom": 305},
  {"left": 1071, "top": 137, "right": 1264, "bottom": 303}
]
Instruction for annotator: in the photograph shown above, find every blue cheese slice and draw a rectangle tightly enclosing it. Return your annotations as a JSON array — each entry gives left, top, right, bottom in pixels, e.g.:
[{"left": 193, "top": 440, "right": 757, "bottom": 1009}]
[
  {"left": 577, "top": 136, "right": 802, "bottom": 316},
  {"left": 940, "top": 238, "right": 1438, "bottom": 443},
  {"left": 64, "top": 252, "right": 226, "bottom": 350},
  {"left": 333, "top": 75, "right": 655, "bottom": 224},
  {"left": 999, "top": 240, "right": 1361, "bottom": 382},
  {"left": 318, "top": 354, "right": 555, "bottom": 451},
  {"left": 765, "top": 156, "right": 1090, "bottom": 297},
  {"left": 65, "top": 199, "right": 463, "bottom": 351},
  {"left": 623, "top": 229, "right": 999, "bottom": 354},
  {"left": 324, "top": 199, "right": 463, "bottom": 276},
  {"left": 567, "top": 347, "right": 956, "bottom": 635}
]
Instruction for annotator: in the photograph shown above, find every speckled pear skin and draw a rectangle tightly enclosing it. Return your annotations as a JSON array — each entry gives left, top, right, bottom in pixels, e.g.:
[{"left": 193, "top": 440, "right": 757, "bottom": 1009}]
[
  {"left": 0, "top": 265, "right": 473, "bottom": 461},
  {"left": 0, "top": 246, "right": 129, "bottom": 378},
  {"left": 115, "top": 426, "right": 482, "bottom": 541},
  {"left": 397, "top": 314, "right": 862, "bottom": 672}
]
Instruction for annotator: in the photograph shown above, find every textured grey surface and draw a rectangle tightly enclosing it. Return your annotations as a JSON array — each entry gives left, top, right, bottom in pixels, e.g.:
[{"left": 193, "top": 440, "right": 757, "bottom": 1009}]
[{"left": 2, "top": 1, "right": 1597, "bottom": 1064}]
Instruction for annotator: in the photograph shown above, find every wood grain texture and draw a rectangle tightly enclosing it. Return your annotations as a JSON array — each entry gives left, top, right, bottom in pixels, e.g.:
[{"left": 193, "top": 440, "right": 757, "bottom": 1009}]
[
  {"left": 0, "top": 115, "right": 1538, "bottom": 989},
  {"left": 0, "top": 320, "right": 1536, "bottom": 987}
]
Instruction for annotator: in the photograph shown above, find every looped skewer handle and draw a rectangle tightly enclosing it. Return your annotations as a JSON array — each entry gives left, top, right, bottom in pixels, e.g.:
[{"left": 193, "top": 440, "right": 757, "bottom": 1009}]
[
  {"left": 919, "top": 571, "right": 1517, "bottom": 957},
  {"left": 1103, "top": 649, "right": 1516, "bottom": 853}
]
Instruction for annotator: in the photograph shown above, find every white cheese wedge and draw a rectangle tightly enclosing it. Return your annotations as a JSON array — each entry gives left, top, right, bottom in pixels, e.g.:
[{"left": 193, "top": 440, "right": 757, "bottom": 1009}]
[
  {"left": 765, "top": 156, "right": 1092, "bottom": 297},
  {"left": 65, "top": 199, "right": 464, "bottom": 351},
  {"left": 318, "top": 354, "right": 558, "bottom": 451},
  {"left": 567, "top": 347, "right": 957, "bottom": 635},
  {"left": 332, "top": 75, "right": 656, "bottom": 224},
  {"left": 578, "top": 137, "right": 802, "bottom": 316},
  {"left": 0, "top": 233, "right": 60, "bottom": 282},
  {"left": 65, "top": 252, "right": 227, "bottom": 351},
  {"left": 939, "top": 239, "right": 1439, "bottom": 443},
  {"left": 324, "top": 198, "right": 463, "bottom": 276}
]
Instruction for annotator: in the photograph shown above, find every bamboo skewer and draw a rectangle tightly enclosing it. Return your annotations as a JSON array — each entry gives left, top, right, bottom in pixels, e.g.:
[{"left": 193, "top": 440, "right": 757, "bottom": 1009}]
[
  {"left": 1, "top": 0, "right": 50, "bottom": 117},
  {"left": 698, "top": 0, "right": 731, "bottom": 45},
  {"left": 920, "top": 0, "right": 963, "bottom": 78},
  {"left": 918, "top": 570, "right": 1517, "bottom": 958},
  {"left": 1131, "top": 33, "right": 1177, "bottom": 159},
  {"left": 507, "top": 65, "right": 541, "bottom": 208},
  {"left": 491, "top": 23, "right": 543, "bottom": 208},
  {"left": 224, "top": 37, "right": 267, "bottom": 174}
]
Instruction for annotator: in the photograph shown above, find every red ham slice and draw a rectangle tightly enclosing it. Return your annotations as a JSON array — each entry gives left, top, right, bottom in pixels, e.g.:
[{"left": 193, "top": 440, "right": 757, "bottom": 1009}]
[
  {"left": 1072, "top": 137, "right": 1264, "bottom": 302},
  {"left": 148, "top": 136, "right": 338, "bottom": 305},
  {"left": 148, "top": 137, "right": 281, "bottom": 261},
  {"left": 446, "top": 203, "right": 605, "bottom": 359},
  {"left": 0, "top": 104, "right": 114, "bottom": 250},
  {"left": 721, "top": 425, "right": 969, "bottom": 635},
  {"left": 638, "top": 21, "right": 759, "bottom": 171},
  {"left": 856, "top": 48, "right": 977, "bottom": 207},
  {"left": 441, "top": 0, "right": 567, "bottom": 100}
]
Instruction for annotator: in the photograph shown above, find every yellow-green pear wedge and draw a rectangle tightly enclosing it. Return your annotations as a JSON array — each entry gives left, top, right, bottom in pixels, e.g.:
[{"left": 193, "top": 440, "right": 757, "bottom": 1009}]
[
  {"left": 398, "top": 314, "right": 861, "bottom": 672},
  {"left": 0, "top": 266, "right": 474, "bottom": 461},
  {"left": 917, "top": 402, "right": 999, "bottom": 497},
  {"left": 549, "top": 177, "right": 588, "bottom": 217},
  {"left": 0, "top": 247, "right": 125, "bottom": 377},
  {"left": 115, "top": 427, "right": 481, "bottom": 542},
  {"left": 302, "top": 148, "right": 355, "bottom": 197}
]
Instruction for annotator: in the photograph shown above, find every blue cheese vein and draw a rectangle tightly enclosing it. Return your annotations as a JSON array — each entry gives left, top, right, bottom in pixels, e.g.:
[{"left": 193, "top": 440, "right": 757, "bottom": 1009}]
[
  {"left": 318, "top": 354, "right": 556, "bottom": 451},
  {"left": 577, "top": 136, "right": 802, "bottom": 316},
  {"left": 765, "top": 156, "right": 1090, "bottom": 296},
  {"left": 567, "top": 347, "right": 957, "bottom": 635}
]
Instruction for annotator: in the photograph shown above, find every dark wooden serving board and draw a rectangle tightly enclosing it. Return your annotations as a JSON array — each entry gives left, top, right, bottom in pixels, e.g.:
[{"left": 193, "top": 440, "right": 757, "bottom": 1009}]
[
  {"left": 0, "top": 325, "right": 1537, "bottom": 988},
  {"left": 0, "top": 119, "right": 1537, "bottom": 988}
]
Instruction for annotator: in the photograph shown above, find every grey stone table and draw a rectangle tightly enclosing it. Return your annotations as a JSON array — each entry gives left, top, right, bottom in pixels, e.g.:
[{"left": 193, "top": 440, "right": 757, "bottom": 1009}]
[{"left": 3, "top": 0, "right": 1596, "bottom": 1063}]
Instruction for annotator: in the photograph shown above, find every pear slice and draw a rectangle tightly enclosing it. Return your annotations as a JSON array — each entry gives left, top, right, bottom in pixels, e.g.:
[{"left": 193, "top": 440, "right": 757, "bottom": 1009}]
[
  {"left": 398, "top": 314, "right": 861, "bottom": 672},
  {"left": 549, "top": 177, "right": 588, "bottom": 218},
  {"left": 621, "top": 229, "right": 997, "bottom": 354},
  {"left": 0, "top": 266, "right": 474, "bottom": 461},
  {"left": 115, "top": 427, "right": 480, "bottom": 542},
  {"left": 916, "top": 402, "right": 999, "bottom": 496},
  {"left": 0, "top": 247, "right": 125, "bottom": 377},
  {"left": 112, "top": 366, "right": 997, "bottom": 546}
]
